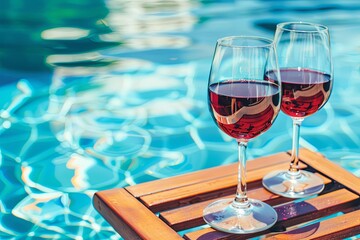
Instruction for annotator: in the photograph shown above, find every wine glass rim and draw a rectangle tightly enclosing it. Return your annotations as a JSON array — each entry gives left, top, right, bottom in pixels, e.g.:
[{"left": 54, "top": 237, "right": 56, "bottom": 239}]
[
  {"left": 217, "top": 36, "right": 274, "bottom": 48},
  {"left": 277, "top": 21, "right": 328, "bottom": 33}
]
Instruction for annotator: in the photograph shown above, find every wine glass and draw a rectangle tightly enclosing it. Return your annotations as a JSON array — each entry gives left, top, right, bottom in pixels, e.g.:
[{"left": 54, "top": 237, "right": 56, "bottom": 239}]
[
  {"left": 204, "top": 36, "right": 281, "bottom": 234},
  {"left": 262, "top": 22, "right": 333, "bottom": 198}
]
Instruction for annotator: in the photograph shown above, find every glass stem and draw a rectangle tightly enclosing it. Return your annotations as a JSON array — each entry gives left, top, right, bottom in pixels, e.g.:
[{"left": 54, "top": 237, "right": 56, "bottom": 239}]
[
  {"left": 234, "top": 141, "right": 250, "bottom": 208},
  {"left": 288, "top": 118, "right": 304, "bottom": 175}
]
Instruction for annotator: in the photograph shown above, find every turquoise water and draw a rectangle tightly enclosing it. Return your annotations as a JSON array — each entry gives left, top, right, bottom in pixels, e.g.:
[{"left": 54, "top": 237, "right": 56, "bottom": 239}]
[{"left": 0, "top": 0, "right": 360, "bottom": 239}]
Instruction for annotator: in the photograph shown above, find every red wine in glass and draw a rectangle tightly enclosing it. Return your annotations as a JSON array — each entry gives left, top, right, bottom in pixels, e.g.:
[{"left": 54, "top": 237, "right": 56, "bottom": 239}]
[
  {"left": 204, "top": 36, "right": 280, "bottom": 234},
  {"left": 262, "top": 21, "right": 333, "bottom": 199},
  {"left": 209, "top": 80, "right": 280, "bottom": 140},
  {"left": 266, "top": 68, "right": 332, "bottom": 118}
]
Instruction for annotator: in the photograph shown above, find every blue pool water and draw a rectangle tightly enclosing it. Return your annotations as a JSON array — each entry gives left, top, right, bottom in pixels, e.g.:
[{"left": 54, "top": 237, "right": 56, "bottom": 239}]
[{"left": 1, "top": 0, "right": 360, "bottom": 239}]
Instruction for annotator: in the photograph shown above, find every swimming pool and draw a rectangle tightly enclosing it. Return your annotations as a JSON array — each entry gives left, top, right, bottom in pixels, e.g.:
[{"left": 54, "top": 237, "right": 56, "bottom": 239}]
[{"left": 0, "top": 0, "right": 359, "bottom": 239}]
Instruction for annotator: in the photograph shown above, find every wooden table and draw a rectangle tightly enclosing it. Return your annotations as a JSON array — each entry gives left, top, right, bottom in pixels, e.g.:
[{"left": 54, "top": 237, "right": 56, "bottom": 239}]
[{"left": 93, "top": 148, "right": 360, "bottom": 239}]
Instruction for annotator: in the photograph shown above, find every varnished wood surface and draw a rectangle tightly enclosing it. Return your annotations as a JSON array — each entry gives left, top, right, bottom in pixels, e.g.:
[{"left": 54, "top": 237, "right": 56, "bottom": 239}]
[
  {"left": 93, "top": 188, "right": 182, "bottom": 240},
  {"left": 93, "top": 149, "right": 360, "bottom": 240}
]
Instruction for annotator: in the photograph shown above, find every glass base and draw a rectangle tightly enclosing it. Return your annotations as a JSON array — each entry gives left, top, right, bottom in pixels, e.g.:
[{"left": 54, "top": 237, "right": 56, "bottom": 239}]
[
  {"left": 262, "top": 170, "right": 324, "bottom": 198},
  {"left": 203, "top": 198, "right": 277, "bottom": 234}
]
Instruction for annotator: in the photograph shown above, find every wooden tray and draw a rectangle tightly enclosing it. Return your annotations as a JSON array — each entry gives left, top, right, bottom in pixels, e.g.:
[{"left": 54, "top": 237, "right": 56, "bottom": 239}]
[{"left": 93, "top": 148, "right": 360, "bottom": 239}]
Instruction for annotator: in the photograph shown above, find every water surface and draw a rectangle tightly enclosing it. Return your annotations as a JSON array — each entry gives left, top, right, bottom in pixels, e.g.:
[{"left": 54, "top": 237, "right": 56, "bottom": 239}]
[{"left": 0, "top": 0, "right": 359, "bottom": 239}]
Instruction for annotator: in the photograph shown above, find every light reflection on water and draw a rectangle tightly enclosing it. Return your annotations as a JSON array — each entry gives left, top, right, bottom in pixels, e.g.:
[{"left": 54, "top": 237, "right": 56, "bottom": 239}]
[{"left": 0, "top": 0, "right": 360, "bottom": 239}]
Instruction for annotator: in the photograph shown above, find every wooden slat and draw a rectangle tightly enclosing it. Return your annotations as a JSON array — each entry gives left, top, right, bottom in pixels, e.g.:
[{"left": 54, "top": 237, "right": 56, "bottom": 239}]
[
  {"left": 93, "top": 189, "right": 182, "bottom": 240},
  {"left": 264, "top": 209, "right": 360, "bottom": 239},
  {"left": 140, "top": 161, "right": 308, "bottom": 212},
  {"left": 183, "top": 188, "right": 359, "bottom": 240},
  {"left": 160, "top": 174, "right": 332, "bottom": 231},
  {"left": 298, "top": 148, "right": 360, "bottom": 195},
  {"left": 126, "top": 152, "right": 291, "bottom": 197}
]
